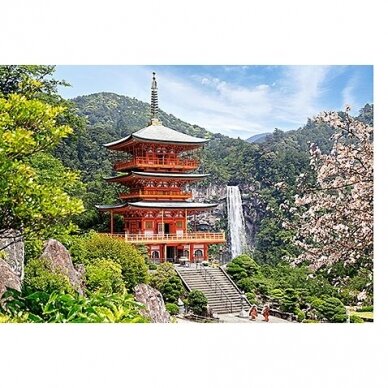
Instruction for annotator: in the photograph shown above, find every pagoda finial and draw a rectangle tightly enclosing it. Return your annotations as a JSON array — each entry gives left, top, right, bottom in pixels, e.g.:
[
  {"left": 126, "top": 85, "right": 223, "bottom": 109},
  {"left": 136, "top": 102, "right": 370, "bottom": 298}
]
[{"left": 150, "top": 72, "right": 160, "bottom": 125}]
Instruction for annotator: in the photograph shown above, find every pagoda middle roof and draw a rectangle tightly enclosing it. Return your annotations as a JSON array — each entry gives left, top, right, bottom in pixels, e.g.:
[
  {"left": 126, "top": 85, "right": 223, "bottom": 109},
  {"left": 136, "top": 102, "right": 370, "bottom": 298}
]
[
  {"left": 104, "top": 123, "right": 208, "bottom": 148},
  {"left": 105, "top": 171, "right": 209, "bottom": 182}
]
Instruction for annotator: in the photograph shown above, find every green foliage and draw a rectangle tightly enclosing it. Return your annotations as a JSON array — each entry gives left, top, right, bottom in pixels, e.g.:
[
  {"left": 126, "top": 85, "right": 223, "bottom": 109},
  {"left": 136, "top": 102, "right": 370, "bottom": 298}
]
[
  {"left": 245, "top": 292, "right": 257, "bottom": 305},
  {"left": 1, "top": 288, "right": 148, "bottom": 323},
  {"left": 357, "top": 305, "right": 373, "bottom": 312},
  {"left": 85, "top": 259, "right": 125, "bottom": 294},
  {"left": 165, "top": 303, "right": 179, "bottom": 316},
  {"left": 24, "top": 258, "right": 74, "bottom": 295},
  {"left": 0, "top": 93, "right": 84, "bottom": 241},
  {"left": 150, "top": 262, "right": 184, "bottom": 304},
  {"left": 295, "top": 308, "right": 305, "bottom": 322},
  {"left": 280, "top": 288, "right": 299, "bottom": 313},
  {"left": 226, "top": 254, "right": 260, "bottom": 283},
  {"left": 187, "top": 290, "right": 208, "bottom": 316},
  {"left": 70, "top": 232, "right": 149, "bottom": 291},
  {"left": 350, "top": 315, "right": 364, "bottom": 323},
  {"left": 317, "top": 297, "right": 347, "bottom": 323}
]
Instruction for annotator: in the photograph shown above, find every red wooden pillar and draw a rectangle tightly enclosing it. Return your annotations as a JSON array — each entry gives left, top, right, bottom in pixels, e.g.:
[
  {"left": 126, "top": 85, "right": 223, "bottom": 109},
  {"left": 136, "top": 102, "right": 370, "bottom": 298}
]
[
  {"left": 204, "top": 244, "right": 208, "bottom": 260},
  {"left": 110, "top": 211, "right": 114, "bottom": 235}
]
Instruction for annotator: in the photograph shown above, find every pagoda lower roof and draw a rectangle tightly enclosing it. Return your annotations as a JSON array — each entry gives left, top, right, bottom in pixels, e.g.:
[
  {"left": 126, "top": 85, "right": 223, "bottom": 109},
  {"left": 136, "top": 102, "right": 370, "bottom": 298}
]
[
  {"left": 96, "top": 201, "right": 218, "bottom": 211},
  {"left": 105, "top": 171, "right": 209, "bottom": 182},
  {"left": 104, "top": 123, "right": 208, "bottom": 149}
]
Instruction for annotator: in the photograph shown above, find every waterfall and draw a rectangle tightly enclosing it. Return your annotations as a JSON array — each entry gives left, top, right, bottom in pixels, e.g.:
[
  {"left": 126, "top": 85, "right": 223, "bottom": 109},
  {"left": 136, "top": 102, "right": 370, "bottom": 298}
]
[{"left": 227, "top": 186, "right": 247, "bottom": 258}]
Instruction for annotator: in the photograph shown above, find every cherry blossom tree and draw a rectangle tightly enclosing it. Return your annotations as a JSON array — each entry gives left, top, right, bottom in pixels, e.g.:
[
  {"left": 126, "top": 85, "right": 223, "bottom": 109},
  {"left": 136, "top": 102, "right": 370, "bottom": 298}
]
[{"left": 284, "top": 107, "right": 373, "bottom": 273}]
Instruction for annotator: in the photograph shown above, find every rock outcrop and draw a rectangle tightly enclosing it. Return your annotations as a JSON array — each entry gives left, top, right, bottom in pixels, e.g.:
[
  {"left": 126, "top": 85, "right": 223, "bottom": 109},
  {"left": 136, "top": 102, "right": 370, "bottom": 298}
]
[
  {"left": 134, "top": 284, "right": 170, "bottom": 323},
  {"left": 0, "top": 259, "right": 21, "bottom": 300},
  {"left": 0, "top": 231, "right": 25, "bottom": 280},
  {"left": 39, "top": 239, "right": 84, "bottom": 294}
]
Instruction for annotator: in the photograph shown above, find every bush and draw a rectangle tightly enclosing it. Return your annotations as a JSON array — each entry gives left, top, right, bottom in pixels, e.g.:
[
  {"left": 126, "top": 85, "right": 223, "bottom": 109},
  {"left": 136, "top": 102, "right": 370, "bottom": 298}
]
[
  {"left": 187, "top": 290, "right": 208, "bottom": 315},
  {"left": 24, "top": 258, "right": 74, "bottom": 295},
  {"left": 280, "top": 288, "right": 299, "bottom": 313},
  {"left": 350, "top": 315, "right": 364, "bottom": 323},
  {"left": 150, "top": 263, "right": 184, "bottom": 304},
  {"left": 295, "top": 307, "right": 305, "bottom": 322},
  {"left": 85, "top": 259, "right": 125, "bottom": 294},
  {"left": 160, "top": 277, "right": 184, "bottom": 304},
  {"left": 245, "top": 292, "right": 258, "bottom": 305},
  {"left": 165, "top": 303, "right": 179, "bottom": 316},
  {"left": 1, "top": 289, "right": 148, "bottom": 323},
  {"left": 357, "top": 305, "right": 373, "bottom": 312},
  {"left": 70, "top": 233, "right": 149, "bottom": 291},
  {"left": 226, "top": 254, "right": 260, "bottom": 283},
  {"left": 318, "top": 297, "right": 347, "bottom": 323},
  {"left": 147, "top": 262, "right": 158, "bottom": 270}
]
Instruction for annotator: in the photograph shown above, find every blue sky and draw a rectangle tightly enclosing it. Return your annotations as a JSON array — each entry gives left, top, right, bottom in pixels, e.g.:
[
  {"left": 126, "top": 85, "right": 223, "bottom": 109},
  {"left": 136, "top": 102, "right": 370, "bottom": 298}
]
[{"left": 55, "top": 65, "right": 373, "bottom": 139}]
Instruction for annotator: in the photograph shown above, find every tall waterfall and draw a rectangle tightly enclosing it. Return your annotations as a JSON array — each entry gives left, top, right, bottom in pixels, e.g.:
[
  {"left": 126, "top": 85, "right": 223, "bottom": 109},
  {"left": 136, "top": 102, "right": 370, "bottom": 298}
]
[{"left": 227, "top": 186, "right": 247, "bottom": 258}]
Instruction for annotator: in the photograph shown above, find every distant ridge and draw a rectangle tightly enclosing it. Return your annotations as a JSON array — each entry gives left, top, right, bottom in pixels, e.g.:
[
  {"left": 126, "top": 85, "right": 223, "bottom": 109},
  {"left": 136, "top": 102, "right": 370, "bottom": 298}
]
[{"left": 246, "top": 132, "right": 272, "bottom": 143}]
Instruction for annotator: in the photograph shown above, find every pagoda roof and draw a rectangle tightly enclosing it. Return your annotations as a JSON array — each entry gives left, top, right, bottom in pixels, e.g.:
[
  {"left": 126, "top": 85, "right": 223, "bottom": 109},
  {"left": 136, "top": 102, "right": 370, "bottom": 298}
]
[
  {"left": 104, "top": 122, "right": 208, "bottom": 149},
  {"left": 96, "top": 201, "right": 217, "bottom": 211},
  {"left": 104, "top": 171, "right": 209, "bottom": 182}
]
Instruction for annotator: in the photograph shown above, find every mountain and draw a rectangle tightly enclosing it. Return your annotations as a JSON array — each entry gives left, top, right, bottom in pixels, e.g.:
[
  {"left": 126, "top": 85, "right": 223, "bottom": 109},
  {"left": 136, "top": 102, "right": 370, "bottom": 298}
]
[{"left": 246, "top": 132, "right": 272, "bottom": 143}]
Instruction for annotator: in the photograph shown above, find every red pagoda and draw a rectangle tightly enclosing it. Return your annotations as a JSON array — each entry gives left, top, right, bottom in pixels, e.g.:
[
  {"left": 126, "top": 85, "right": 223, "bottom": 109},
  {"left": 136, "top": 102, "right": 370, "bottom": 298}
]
[{"left": 96, "top": 73, "right": 225, "bottom": 263}]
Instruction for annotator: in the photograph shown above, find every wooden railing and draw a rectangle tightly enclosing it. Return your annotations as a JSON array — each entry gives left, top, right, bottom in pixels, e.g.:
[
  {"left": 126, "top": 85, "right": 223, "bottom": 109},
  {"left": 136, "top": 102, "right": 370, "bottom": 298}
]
[
  {"left": 100, "top": 232, "right": 225, "bottom": 244},
  {"left": 114, "top": 156, "right": 199, "bottom": 171},
  {"left": 119, "top": 189, "right": 192, "bottom": 200}
]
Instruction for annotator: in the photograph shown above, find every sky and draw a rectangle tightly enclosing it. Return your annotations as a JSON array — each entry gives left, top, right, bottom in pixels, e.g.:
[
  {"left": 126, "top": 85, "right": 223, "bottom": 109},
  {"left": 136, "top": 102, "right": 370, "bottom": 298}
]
[{"left": 55, "top": 65, "right": 373, "bottom": 140}]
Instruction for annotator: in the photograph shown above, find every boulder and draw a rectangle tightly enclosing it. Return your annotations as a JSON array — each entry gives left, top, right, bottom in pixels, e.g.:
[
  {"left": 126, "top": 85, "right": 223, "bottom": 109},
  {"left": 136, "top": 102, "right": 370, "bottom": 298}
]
[
  {"left": 0, "top": 230, "right": 24, "bottom": 280},
  {"left": 0, "top": 259, "right": 21, "bottom": 300},
  {"left": 134, "top": 284, "right": 170, "bottom": 323},
  {"left": 40, "top": 239, "right": 83, "bottom": 294}
]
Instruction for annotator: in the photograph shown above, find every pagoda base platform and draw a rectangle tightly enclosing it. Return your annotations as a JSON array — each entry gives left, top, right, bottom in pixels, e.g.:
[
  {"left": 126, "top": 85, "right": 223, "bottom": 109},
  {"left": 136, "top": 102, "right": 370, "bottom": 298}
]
[{"left": 100, "top": 232, "right": 225, "bottom": 262}]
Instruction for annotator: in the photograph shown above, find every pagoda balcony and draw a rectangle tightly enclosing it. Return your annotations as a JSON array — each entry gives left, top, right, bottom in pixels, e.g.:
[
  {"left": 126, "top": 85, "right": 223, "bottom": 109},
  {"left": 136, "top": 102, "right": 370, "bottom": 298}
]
[
  {"left": 114, "top": 156, "right": 199, "bottom": 171},
  {"left": 101, "top": 232, "right": 226, "bottom": 245},
  {"left": 119, "top": 189, "right": 192, "bottom": 200}
]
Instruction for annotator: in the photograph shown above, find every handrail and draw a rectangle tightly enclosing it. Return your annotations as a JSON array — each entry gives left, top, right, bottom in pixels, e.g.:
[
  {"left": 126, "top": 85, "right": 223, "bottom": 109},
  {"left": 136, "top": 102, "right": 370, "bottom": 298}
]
[
  {"left": 199, "top": 266, "right": 234, "bottom": 313},
  {"left": 114, "top": 157, "right": 199, "bottom": 170},
  {"left": 100, "top": 232, "right": 226, "bottom": 244},
  {"left": 119, "top": 190, "right": 192, "bottom": 199},
  {"left": 219, "top": 266, "right": 251, "bottom": 307}
]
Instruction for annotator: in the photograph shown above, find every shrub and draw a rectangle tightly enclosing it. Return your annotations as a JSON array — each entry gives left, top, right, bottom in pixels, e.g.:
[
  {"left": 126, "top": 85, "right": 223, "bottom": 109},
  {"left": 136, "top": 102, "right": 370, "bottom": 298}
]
[
  {"left": 237, "top": 277, "right": 256, "bottom": 293},
  {"left": 166, "top": 303, "right": 179, "bottom": 316},
  {"left": 226, "top": 254, "right": 260, "bottom": 283},
  {"left": 187, "top": 290, "right": 208, "bottom": 315},
  {"left": 85, "top": 259, "right": 125, "bottom": 294},
  {"left": 318, "top": 297, "right": 347, "bottom": 323},
  {"left": 295, "top": 307, "right": 305, "bottom": 322},
  {"left": 160, "top": 277, "right": 184, "bottom": 304},
  {"left": 357, "top": 305, "right": 373, "bottom": 312},
  {"left": 24, "top": 258, "right": 74, "bottom": 295},
  {"left": 147, "top": 262, "right": 158, "bottom": 270},
  {"left": 245, "top": 292, "right": 257, "bottom": 305},
  {"left": 70, "top": 233, "right": 149, "bottom": 291},
  {"left": 150, "top": 263, "right": 177, "bottom": 290},
  {"left": 150, "top": 262, "right": 184, "bottom": 304},
  {"left": 280, "top": 288, "right": 299, "bottom": 313},
  {"left": 1, "top": 289, "right": 148, "bottom": 323},
  {"left": 350, "top": 315, "right": 364, "bottom": 323}
]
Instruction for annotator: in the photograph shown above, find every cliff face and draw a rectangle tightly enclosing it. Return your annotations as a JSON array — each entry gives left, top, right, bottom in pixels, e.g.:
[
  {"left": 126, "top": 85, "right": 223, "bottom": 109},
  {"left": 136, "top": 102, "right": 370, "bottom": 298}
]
[{"left": 190, "top": 183, "right": 265, "bottom": 253}]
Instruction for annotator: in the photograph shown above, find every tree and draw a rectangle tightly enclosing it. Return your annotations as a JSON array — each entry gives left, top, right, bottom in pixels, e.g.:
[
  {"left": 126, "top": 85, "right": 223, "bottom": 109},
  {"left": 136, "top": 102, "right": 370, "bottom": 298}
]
[
  {"left": 286, "top": 107, "right": 373, "bottom": 273},
  {"left": 0, "top": 94, "right": 84, "bottom": 246}
]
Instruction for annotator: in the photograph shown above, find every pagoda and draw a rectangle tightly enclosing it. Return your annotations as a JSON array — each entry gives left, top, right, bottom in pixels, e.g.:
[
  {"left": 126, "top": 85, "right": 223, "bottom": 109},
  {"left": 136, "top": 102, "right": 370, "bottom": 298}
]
[{"left": 96, "top": 73, "right": 225, "bottom": 263}]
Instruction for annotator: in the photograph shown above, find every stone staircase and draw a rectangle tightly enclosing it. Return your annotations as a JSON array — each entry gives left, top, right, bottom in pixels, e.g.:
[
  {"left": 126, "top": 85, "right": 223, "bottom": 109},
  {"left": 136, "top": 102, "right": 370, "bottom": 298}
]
[{"left": 175, "top": 266, "right": 251, "bottom": 314}]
